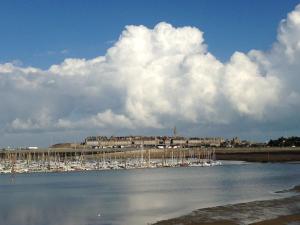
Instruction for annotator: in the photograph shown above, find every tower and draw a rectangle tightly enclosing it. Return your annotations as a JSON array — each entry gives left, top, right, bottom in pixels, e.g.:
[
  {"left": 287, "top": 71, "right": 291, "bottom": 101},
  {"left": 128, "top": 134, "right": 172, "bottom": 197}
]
[{"left": 173, "top": 126, "right": 177, "bottom": 137}]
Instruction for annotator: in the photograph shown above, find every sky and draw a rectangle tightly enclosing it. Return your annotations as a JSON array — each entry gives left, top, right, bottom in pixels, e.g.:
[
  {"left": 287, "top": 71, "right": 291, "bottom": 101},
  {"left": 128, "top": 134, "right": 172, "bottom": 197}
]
[{"left": 1, "top": 0, "right": 300, "bottom": 147}]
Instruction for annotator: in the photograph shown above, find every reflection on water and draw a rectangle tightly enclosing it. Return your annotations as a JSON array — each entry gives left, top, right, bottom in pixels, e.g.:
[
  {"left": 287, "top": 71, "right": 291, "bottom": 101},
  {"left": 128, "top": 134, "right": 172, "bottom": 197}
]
[{"left": 0, "top": 162, "right": 299, "bottom": 225}]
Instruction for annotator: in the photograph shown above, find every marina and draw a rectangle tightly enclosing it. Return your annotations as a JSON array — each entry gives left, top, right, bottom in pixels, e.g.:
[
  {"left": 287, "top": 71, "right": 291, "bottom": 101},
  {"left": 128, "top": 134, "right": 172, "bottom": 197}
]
[
  {"left": 0, "top": 148, "right": 221, "bottom": 174},
  {"left": 1, "top": 146, "right": 300, "bottom": 174}
]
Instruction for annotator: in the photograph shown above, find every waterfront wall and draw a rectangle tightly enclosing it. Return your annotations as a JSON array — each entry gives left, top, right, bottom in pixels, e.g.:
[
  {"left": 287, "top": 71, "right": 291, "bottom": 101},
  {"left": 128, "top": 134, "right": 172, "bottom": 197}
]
[{"left": 1, "top": 147, "right": 300, "bottom": 162}]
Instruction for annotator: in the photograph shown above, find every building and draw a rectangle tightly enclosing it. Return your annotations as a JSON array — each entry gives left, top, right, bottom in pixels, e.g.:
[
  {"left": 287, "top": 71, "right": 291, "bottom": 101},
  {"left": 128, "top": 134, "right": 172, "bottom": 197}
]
[{"left": 84, "top": 135, "right": 225, "bottom": 148}]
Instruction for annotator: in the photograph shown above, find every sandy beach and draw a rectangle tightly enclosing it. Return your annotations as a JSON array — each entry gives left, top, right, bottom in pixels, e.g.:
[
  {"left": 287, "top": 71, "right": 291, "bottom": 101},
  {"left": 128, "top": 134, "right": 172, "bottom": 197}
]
[{"left": 153, "top": 186, "right": 300, "bottom": 225}]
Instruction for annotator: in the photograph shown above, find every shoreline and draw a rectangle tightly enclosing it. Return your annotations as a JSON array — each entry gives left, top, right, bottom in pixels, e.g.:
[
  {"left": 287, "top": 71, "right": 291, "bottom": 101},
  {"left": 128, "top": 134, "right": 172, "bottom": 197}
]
[
  {"left": 0, "top": 159, "right": 223, "bottom": 175},
  {"left": 215, "top": 148, "right": 300, "bottom": 162},
  {"left": 153, "top": 185, "right": 300, "bottom": 225},
  {"left": 0, "top": 158, "right": 299, "bottom": 175},
  {"left": 0, "top": 148, "right": 300, "bottom": 174},
  {"left": 1, "top": 147, "right": 300, "bottom": 164}
]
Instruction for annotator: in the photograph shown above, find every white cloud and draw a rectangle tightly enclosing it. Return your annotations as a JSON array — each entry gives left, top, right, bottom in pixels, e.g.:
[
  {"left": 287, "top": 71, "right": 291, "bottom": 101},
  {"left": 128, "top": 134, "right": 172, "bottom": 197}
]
[
  {"left": 223, "top": 52, "right": 280, "bottom": 118},
  {"left": 56, "top": 110, "right": 134, "bottom": 130},
  {"left": 1, "top": 5, "right": 300, "bottom": 142}
]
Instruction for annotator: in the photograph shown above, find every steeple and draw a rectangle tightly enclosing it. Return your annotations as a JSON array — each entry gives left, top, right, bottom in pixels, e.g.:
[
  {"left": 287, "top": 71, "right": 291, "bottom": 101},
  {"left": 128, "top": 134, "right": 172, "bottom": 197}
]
[{"left": 173, "top": 126, "right": 177, "bottom": 137}]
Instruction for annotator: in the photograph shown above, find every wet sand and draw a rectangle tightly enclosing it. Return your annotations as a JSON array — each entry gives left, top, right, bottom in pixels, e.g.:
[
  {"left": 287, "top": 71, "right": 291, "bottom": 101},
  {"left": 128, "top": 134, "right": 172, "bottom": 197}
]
[
  {"left": 153, "top": 186, "right": 300, "bottom": 225},
  {"left": 250, "top": 214, "right": 300, "bottom": 225}
]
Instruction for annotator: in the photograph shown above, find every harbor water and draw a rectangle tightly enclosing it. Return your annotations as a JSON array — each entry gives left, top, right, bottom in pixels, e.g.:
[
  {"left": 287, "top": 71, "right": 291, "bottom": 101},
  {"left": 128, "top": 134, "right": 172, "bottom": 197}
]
[{"left": 0, "top": 162, "right": 299, "bottom": 225}]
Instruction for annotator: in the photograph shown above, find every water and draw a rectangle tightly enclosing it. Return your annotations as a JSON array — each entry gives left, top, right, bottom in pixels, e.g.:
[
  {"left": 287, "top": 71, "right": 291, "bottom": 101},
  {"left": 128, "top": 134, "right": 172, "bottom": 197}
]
[{"left": 0, "top": 162, "right": 299, "bottom": 225}]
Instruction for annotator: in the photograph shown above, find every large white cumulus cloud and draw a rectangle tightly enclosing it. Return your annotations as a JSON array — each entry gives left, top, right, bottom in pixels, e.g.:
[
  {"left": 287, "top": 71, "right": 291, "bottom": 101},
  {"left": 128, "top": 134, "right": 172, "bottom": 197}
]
[{"left": 1, "top": 4, "right": 300, "bottom": 137}]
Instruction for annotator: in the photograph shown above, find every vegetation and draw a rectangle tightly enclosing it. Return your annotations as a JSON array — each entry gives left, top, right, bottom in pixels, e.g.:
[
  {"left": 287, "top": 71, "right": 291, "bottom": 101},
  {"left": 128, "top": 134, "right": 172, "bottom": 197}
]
[{"left": 268, "top": 136, "right": 300, "bottom": 147}]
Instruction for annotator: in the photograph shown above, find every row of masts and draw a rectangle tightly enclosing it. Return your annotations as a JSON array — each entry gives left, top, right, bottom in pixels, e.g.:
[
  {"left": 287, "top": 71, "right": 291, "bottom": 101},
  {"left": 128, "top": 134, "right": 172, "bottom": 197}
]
[{"left": 0, "top": 148, "right": 219, "bottom": 174}]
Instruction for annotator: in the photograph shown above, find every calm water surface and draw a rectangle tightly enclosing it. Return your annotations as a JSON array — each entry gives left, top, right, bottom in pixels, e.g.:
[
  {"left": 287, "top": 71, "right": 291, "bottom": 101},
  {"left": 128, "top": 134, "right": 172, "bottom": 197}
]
[{"left": 0, "top": 162, "right": 299, "bottom": 225}]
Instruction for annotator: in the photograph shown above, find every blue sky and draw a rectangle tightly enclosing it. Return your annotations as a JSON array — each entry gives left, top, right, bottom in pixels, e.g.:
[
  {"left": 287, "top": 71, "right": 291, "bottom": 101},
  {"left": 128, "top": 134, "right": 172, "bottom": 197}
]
[
  {"left": 1, "top": 1, "right": 300, "bottom": 146},
  {"left": 1, "top": 0, "right": 299, "bottom": 69}
]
